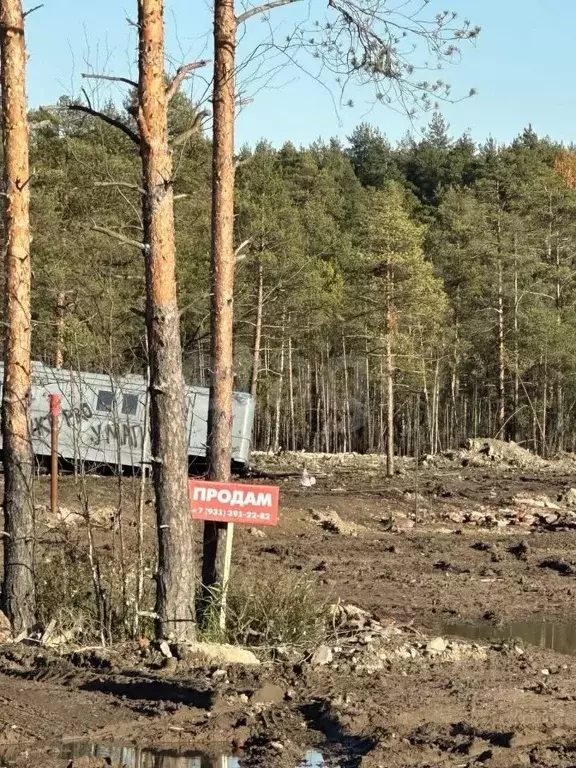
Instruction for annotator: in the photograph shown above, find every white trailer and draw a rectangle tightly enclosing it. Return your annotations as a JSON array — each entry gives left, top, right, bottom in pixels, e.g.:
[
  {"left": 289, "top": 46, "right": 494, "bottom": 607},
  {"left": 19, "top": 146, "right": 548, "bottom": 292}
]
[{"left": 0, "top": 362, "right": 254, "bottom": 470}]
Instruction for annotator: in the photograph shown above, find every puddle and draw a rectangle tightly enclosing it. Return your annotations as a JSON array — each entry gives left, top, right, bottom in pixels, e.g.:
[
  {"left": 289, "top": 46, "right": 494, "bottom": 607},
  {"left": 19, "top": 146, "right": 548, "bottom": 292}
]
[
  {"left": 441, "top": 619, "right": 576, "bottom": 656},
  {"left": 58, "top": 742, "right": 334, "bottom": 767}
]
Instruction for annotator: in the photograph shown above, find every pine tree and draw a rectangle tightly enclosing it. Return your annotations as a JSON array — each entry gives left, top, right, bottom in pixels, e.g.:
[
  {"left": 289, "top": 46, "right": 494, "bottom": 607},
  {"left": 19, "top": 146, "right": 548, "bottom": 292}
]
[{"left": 0, "top": 0, "right": 36, "bottom": 633}]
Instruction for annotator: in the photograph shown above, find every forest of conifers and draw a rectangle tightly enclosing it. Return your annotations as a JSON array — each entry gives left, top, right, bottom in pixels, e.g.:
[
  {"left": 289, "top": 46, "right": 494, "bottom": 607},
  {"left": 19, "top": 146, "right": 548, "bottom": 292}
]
[{"left": 19, "top": 100, "right": 576, "bottom": 458}]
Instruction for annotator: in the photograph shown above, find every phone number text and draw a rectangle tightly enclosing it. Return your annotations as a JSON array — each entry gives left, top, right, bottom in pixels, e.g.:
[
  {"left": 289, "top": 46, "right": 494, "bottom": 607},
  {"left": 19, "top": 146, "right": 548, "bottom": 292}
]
[{"left": 192, "top": 506, "right": 272, "bottom": 521}]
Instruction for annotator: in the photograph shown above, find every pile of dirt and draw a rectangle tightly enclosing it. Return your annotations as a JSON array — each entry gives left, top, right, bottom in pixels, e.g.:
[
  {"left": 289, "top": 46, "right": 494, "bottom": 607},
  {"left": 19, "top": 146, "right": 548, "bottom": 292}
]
[
  {"left": 37, "top": 503, "right": 117, "bottom": 529},
  {"left": 440, "top": 491, "right": 576, "bottom": 532},
  {"left": 253, "top": 439, "right": 576, "bottom": 476},
  {"left": 462, "top": 438, "right": 551, "bottom": 469},
  {"left": 251, "top": 450, "right": 414, "bottom": 474},
  {"left": 310, "top": 509, "right": 367, "bottom": 536},
  {"left": 313, "top": 604, "right": 487, "bottom": 674}
]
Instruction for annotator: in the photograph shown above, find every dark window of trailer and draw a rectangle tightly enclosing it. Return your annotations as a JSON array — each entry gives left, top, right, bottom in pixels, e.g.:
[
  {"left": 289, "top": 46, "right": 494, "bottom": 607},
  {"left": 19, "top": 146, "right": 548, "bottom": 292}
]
[
  {"left": 96, "top": 390, "right": 114, "bottom": 413},
  {"left": 122, "top": 393, "right": 138, "bottom": 416}
]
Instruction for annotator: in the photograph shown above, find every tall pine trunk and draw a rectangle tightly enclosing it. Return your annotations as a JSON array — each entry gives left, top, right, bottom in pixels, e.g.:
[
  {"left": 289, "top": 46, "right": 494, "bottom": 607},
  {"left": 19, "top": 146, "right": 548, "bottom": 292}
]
[
  {"left": 287, "top": 335, "right": 296, "bottom": 450},
  {"left": 496, "top": 219, "right": 505, "bottom": 435},
  {"left": 273, "top": 310, "right": 286, "bottom": 452},
  {"left": 249, "top": 260, "right": 263, "bottom": 399},
  {"left": 54, "top": 291, "right": 65, "bottom": 368},
  {"left": 385, "top": 264, "right": 394, "bottom": 476},
  {"left": 202, "top": 0, "right": 236, "bottom": 592},
  {"left": 137, "top": 0, "right": 195, "bottom": 641},
  {"left": 0, "top": 0, "right": 36, "bottom": 633},
  {"left": 512, "top": 237, "right": 519, "bottom": 442},
  {"left": 554, "top": 235, "right": 564, "bottom": 451}
]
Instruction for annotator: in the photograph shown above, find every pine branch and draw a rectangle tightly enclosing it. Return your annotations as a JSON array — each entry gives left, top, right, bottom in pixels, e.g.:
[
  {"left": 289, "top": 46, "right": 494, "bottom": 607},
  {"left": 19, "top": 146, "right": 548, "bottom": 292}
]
[
  {"left": 166, "top": 60, "right": 210, "bottom": 103},
  {"left": 82, "top": 72, "right": 139, "bottom": 89},
  {"left": 91, "top": 225, "right": 147, "bottom": 252},
  {"left": 235, "top": 239, "right": 252, "bottom": 262},
  {"left": 23, "top": 4, "right": 43, "bottom": 17},
  {"left": 94, "top": 181, "right": 145, "bottom": 195},
  {"left": 67, "top": 104, "right": 140, "bottom": 146},
  {"left": 236, "top": 0, "right": 301, "bottom": 24},
  {"left": 171, "top": 110, "right": 210, "bottom": 146}
]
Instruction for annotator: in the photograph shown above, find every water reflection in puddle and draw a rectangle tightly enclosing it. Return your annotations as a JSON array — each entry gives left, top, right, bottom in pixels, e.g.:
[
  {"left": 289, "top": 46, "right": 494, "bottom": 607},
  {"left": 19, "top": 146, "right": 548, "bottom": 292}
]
[
  {"left": 62, "top": 742, "right": 333, "bottom": 767},
  {"left": 441, "top": 619, "right": 576, "bottom": 655}
]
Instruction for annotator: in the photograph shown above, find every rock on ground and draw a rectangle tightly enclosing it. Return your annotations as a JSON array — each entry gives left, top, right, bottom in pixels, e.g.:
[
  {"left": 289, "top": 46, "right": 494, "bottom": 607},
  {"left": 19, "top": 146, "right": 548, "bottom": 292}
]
[{"left": 178, "top": 642, "right": 260, "bottom": 666}]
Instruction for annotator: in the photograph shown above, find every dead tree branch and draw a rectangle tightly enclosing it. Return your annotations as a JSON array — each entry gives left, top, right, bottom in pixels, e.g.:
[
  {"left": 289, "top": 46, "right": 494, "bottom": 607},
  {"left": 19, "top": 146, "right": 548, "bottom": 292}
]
[
  {"left": 236, "top": 0, "right": 300, "bottom": 25},
  {"left": 82, "top": 72, "right": 139, "bottom": 89},
  {"left": 67, "top": 104, "right": 140, "bottom": 146},
  {"left": 234, "top": 238, "right": 252, "bottom": 262},
  {"left": 166, "top": 60, "right": 210, "bottom": 103},
  {"left": 171, "top": 110, "right": 210, "bottom": 146},
  {"left": 94, "top": 181, "right": 145, "bottom": 194},
  {"left": 91, "top": 224, "right": 147, "bottom": 252},
  {"left": 23, "top": 3, "right": 43, "bottom": 17}
]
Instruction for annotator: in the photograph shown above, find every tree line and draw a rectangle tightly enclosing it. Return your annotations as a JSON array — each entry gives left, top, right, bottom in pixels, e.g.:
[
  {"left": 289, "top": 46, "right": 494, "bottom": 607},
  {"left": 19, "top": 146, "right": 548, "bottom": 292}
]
[{"left": 19, "top": 110, "right": 576, "bottom": 465}]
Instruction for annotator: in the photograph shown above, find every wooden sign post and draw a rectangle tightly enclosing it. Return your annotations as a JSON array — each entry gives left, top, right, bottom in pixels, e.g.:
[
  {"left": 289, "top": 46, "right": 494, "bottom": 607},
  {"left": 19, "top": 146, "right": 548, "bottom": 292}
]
[{"left": 189, "top": 479, "right": 279, "bottom": 627}]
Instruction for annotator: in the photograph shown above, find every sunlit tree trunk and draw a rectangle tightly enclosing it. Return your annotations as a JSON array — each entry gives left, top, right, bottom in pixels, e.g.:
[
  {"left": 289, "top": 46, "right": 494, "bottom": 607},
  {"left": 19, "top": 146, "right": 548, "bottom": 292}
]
[
  {"left": 137, "top": 0, "right": 195, "bottom": 641},
  {"left": 202, "top": 0, "right": 237, "bottom": 592},
  {"left": 0, "top": 0, "right": 36, "bottom": 633}
]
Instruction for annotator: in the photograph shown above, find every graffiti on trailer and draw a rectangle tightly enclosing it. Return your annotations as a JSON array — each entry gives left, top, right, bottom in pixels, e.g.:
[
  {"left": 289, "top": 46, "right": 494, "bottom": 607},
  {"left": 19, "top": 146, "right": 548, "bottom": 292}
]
[
  {"left": 31, "top": 402, "right": 93, "bottom": 438},
  {"left": 31, "top": 401, "right": 143, "bottom": 451},
  {"left": 89, "top": 422, "right": 143, "bottom": 450}
]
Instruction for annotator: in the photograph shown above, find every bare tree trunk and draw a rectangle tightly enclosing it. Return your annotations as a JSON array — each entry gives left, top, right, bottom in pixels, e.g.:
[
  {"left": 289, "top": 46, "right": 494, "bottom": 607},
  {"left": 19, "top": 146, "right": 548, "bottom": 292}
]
[
  {"left": 288, "top": 335, "right": 296, "bottom": 451},
  {"left": 385, "top": 264, "right": 394, "bottom": 477},
  {"left": 54, "top": 291, "right": 66, "bottom": 368},
  {"left": 322, "top": 347, "right": 330, "bottom": 452},
  {"left": 496, "top": 222, "right": 505, "bottom": 434},
  {"left": 513, "top": 237, "right": 519, "bottom": 442},
  {"left": 471, "top": 383, "right": 476, "bottom": 438},
  {"left": 0, "top": 0, "right": 36, "bottom": 633},
  {"left": 432, "top": 357, "right": 440, "bottom": 453},
  {"left": 249, "top": 260, "right": 264, "bottom": 399},
  {"left": 202, "top": 0, "right": 236, "bottom": 592},
  {"left": 273, "top": 310, "right": 286, "bottom": 452},
  {"left": 342, "top": 334, "right": 351, "bottom": 453},
  {"left": 542, "top": 353, "right": 548, "bottom": 457},
  {"left": 555, "top": 236, "right": 563, "bottom": 451},
  {"left": 365, "top": 337, "right": 373, "bottom": 452},
  {"left": 137, "top": 0, "right": 195, "bottom": 641}
]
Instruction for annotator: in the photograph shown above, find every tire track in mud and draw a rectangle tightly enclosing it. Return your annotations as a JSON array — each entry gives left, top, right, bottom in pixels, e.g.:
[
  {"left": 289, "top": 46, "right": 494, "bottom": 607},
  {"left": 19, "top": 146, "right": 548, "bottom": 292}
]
[{"left": 0, "top": 653, "right": 157, "bottom": 744}]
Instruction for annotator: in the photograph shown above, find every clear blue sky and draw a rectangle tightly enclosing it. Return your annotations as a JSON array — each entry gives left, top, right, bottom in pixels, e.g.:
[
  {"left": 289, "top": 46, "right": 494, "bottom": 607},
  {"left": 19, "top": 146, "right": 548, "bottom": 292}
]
[{"left": 25, "top": 0, "right": 576, "bottom": 148}]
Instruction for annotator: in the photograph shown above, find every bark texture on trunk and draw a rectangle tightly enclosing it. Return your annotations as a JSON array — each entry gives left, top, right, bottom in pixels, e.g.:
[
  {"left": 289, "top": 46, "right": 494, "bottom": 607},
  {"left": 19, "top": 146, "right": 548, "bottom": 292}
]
[
  {"left": 137, "top": 0, "right": 195, "bottom": 641},
  {"left": 0, "top": 0, "right": 36, "bottom": 633},
  {"left": 202, "top": 0, "right": 237, "bottom": 591}
]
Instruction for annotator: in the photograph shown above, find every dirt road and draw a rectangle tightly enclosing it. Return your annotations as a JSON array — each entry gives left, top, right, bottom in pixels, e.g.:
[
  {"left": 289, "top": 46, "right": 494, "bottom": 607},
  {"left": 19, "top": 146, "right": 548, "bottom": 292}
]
[{"left": 3, "top": 446, "right": 576, "bottom": 766}]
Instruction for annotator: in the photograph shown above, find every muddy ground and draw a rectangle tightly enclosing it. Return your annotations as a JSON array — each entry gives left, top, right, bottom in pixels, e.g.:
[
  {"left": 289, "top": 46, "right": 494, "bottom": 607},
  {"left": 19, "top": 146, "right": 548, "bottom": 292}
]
[{"left": 4, "top": 444, "right": 576, "bottom": 766}]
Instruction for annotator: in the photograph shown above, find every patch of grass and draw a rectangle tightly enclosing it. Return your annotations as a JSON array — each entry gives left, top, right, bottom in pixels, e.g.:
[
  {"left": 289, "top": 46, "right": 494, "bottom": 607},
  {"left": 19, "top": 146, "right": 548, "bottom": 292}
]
[
  {"left": 36, "top": 540, "right": 157, "bottom": 644},
  {"left": 200, "top": 571, "right": 330, "bottom": 653}
]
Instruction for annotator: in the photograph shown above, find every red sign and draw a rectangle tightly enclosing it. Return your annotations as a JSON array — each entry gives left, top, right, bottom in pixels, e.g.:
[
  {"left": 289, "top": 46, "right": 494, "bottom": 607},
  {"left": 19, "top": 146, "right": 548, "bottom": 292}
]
[{"left": 189, "top": 479, "right": 279, "bottom": 526}]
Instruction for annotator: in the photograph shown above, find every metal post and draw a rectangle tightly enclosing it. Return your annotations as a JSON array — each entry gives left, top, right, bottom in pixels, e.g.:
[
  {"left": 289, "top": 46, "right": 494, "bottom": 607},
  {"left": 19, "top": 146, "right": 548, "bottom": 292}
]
[{"left": 49, "top": 394, "right": 61, "bottom": 514}]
